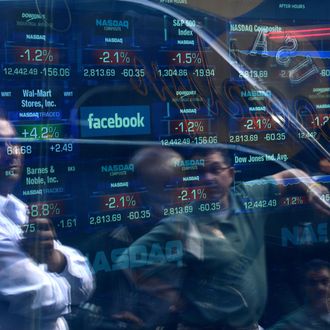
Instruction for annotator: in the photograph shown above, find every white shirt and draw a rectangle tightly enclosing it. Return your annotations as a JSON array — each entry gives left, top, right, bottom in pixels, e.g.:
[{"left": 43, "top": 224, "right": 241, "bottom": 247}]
[{"left": 0, "top": 194, "right": 95, "bottom": 330}]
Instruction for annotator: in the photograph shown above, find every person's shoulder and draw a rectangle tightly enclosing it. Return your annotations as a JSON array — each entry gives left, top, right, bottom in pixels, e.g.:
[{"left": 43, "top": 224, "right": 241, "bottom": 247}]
[
  {"left": 236, "top": 175, "right": 279, "bottom": 195},
  {"left": 155, "top": 213, "right": 192, "bottom": 235},
  {"left": 268, "top": 306, "right": 309, "bottom": 330},
  {"left": 159, "top": 213, "right": 192, "bottom": 224},
  {"left": 243, "top": 175, "right": 278, "bottom": 188}
]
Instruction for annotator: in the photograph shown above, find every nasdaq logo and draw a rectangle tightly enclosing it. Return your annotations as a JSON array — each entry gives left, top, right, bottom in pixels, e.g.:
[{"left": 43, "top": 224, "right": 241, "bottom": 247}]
[
  {"left": 80, "top": 105, "right": 151, "bottom": 137},
  {"left": 88, "top": 240, "right": 183, "bottom": 273},
  {"left": 281, "top": 222, "right": 328, "bottom": 247}
]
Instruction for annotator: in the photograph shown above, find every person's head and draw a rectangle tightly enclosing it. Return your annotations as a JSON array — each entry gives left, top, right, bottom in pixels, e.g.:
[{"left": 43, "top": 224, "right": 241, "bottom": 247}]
[
  {"left": 131, "top": 146, "right": 183, "bottom": 217},
  {"left": 0, "top": 118, "right": 23, "bottom": 195},
  {"left": 194, "top": 148, "right": 234, "bottom": 207},
  {"left": 302, "top": 259, "right": 330, "bottom": 313}
]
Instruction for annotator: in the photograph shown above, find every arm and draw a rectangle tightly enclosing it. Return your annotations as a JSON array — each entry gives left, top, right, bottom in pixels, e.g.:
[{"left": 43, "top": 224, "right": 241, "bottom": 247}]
[
  {"left": 272, "top": 169, "right": 330, "bottom": 216},
  {"left": 54, "top": 241, "right": 95, "bottom": 304},
  {"left": 0, "top": 233, "right": 70, "bottom": 318},
  {"left": 22, "top": 217, "right": 95, "bottom": 305}
]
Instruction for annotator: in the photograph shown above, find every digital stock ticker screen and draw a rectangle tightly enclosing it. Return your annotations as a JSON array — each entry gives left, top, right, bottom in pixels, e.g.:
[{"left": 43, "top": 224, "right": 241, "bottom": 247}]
[{"left": 0, "top": 1, "right": 329, "bottom": 328}]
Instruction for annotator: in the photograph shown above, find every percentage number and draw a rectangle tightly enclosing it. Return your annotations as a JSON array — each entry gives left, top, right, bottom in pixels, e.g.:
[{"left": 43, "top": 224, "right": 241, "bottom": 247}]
[
  {"left": 311, "top": 115, "right": 330, "bottom": 128},
  {"left": 172, "top": 119, "right": 208, "bottom": 134},
  {"left": 97, "top": 50, "right": 132, "bottom": 64},
  {"left": 20, "top": 125, "right": 61, "bottom": 139},
  {"left": 29, "top": 202, "right": 62, "bottom": 218},
  {"left": 281, "top": 196, "right": 306, "bottom": 206},
  {"left": 242, "top": 117, "right": 276, "bottom": 131},
  {"left": 177, "top": 188, "right": 207, "bottom": 202},
  {"left": 105, "top": 194, "right": 137, "bottom": 209},
  {"left": 17, "top": 47, "right": 58, "bottom": 63},
  {"left": 171, "top": 51, "right": 202, "bottom": 65}
]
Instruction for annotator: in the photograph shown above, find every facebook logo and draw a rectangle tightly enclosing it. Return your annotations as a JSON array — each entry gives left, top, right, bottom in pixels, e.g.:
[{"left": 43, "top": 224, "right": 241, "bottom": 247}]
[{"left": 80, "top": 105, "right": 151, "bottom": 137}]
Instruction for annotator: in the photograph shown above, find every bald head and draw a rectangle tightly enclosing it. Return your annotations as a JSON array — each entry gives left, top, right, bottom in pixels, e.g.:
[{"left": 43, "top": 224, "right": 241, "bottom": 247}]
[{"left": 0, "top": 119, "right": 23, "bottom": 195}]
